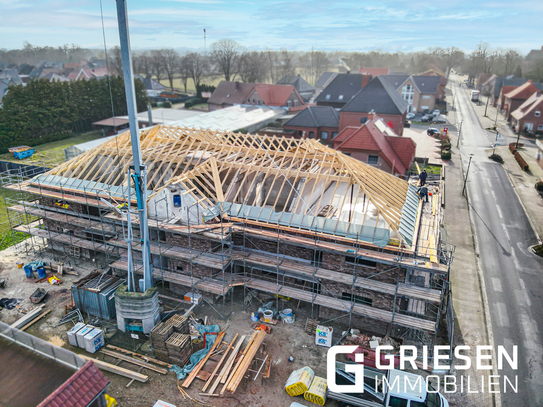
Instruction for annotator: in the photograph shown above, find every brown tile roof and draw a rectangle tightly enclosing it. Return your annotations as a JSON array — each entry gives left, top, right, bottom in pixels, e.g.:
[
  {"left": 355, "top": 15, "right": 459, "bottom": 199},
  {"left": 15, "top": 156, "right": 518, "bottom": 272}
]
[
  {"left": 248, "top": 84, "right": 303, "bottom": 106},
  {"left": 358, "top": 67, "right": 390, "bottom": 76},
  {"left": 208, "top": 81, "right": 255, "bottom": 106},
  {"left": 333, "top": 117, "right": 414, "bottom": 174},
  {"left": 504, "top": 81, "right": 539, "bottom": 100},
  {"left": 38, "top": 360, "right": 109, "bottom": 407},
  {"left": 511, "top": 91, "right": 543, "bottom": 121}
]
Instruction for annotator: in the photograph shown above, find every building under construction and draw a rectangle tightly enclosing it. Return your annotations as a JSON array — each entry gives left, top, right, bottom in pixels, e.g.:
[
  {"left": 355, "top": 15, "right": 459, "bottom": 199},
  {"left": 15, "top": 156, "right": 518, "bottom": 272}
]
[{"left": 1, "top": 125, "right": 453, "bottom": 348}]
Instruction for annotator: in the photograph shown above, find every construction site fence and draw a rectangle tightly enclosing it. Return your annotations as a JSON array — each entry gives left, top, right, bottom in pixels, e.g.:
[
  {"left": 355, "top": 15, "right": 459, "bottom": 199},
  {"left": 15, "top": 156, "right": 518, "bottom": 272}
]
[{"left": 0, "top": 321, "right": 86, "bottom": 370}]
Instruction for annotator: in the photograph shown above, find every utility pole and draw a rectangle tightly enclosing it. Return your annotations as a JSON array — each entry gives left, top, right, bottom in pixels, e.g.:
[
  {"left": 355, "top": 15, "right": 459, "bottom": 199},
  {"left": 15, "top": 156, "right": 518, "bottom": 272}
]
[
  {"left": 494, "top": 102, "right": 499, "bottom": 127},
  {"left": 462, "top": 154, "right": 474, "bottom": 197},
  {"left": 456, "top": 120, "right": 463, "bottom": 148},
  {"left": 116, "top": 0, "right": 153, "bottom": 292},
  {"left": 493, "top": 129, "right": 500, "bottom": 155},
  {"left": 484, "top": 94, "right": 490, "bottom": 117},
  {"left": 203, "top": 28, "right": 207, "bottom": 56}
]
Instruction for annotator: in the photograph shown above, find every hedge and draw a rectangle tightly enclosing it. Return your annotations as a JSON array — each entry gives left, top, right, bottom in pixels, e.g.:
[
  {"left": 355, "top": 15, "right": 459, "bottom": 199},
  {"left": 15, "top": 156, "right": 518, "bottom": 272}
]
[{"left": 514, "top": 151, "right": 529, "bottom": 171}]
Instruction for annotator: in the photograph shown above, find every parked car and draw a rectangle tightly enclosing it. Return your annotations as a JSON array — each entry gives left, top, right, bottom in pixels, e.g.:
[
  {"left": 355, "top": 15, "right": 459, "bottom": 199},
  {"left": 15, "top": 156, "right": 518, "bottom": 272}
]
[
  {"left": 421, "top": 114, "right": 433, "bottom": 122},
  {"left": 431, "top": 116, "right": 447, "bottom": 124},
  {"left": 406, "top": 112, "right": 416, "bottom": 120},
  {"left": 404, "top": 120, "right": 411, "bottom": 128},
  {"left": 422, "top": 109, "right": 430, "bottom": 114},
  {"left": 427, "top": 128, "right": 440, "bottom": 136},
  {"left": 432, "top": 109, "right": 440, "bottom": 116}
]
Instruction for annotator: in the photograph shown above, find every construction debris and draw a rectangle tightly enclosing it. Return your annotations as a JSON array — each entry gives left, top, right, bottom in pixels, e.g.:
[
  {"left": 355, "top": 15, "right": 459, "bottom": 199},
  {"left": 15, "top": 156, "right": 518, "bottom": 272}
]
[
  {"left": 11, "top": 304, "right": 46, "bottom": 329},
  {"left": 81, "top": 354, "right": 149, "bottom": 383}
]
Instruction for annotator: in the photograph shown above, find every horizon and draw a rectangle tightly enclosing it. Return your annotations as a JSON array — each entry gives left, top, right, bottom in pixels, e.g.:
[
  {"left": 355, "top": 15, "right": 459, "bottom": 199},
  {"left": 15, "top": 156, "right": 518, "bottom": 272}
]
[{"left": 1, "top": 0, "right": 541, "bottom": 55}]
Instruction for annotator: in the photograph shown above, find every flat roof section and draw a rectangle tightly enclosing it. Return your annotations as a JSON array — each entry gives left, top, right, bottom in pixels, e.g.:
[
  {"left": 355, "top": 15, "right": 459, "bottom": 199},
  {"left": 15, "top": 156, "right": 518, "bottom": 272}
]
[{"left": 0, "top": 336, "right": 75, "bottom": 407}]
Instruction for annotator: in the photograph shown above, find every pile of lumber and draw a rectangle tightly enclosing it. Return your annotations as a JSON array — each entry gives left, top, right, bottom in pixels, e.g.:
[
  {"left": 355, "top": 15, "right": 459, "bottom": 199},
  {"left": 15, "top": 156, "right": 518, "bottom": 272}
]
[
  {"left": 182, "top": 330, "right": 269, "bottom": 397},
  {"left": 305, "top": 318, "right": 320, "bottom": 336},
  {"left": 169, "top": 314, "right": 190, "bottom": 334},
  {"left": 10, "top": 304, "right": 51, "bottom": 331},
  {"left": 166, "top": 333, "right": 192, "bottom": 366}
]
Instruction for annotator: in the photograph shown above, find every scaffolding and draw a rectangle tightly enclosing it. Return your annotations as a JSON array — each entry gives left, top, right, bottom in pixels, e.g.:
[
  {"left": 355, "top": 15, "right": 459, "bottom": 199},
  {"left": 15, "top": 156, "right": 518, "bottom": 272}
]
[{"left": 0, "top": 126, "right": 454, "bottom": 356}]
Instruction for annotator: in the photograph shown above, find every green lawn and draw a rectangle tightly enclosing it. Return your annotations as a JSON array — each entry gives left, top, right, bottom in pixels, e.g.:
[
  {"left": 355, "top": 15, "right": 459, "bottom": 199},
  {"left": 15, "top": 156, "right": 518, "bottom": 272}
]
[
  {"left": 0, "top": 130, "right": 105, "bottom": 168},
  {"left": 0, "top": 187, "right": 33, "bottom": 250}
]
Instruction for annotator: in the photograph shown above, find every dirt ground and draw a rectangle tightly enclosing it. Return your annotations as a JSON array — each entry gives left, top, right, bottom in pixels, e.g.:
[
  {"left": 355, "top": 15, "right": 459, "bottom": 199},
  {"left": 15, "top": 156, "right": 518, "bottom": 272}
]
[{"left": 0, "top": 241, "right": 344, "bottom": 407}]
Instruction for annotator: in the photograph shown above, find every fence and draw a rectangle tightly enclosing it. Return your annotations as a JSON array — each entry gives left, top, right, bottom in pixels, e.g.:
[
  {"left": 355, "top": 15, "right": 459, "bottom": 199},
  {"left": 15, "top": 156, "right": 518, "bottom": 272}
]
[{"left": 0, "top": 321, "right": 86, "bottom": 370}]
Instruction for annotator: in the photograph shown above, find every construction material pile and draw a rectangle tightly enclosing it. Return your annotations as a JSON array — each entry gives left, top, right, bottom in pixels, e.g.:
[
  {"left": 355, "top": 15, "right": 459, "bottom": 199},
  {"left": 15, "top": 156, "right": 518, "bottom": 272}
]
[
  {"left": 151, "top": 315, "right": 190, "bottom": 363},
  {"left": 286, "top": 366, "right": 328, "bottom": 406}
]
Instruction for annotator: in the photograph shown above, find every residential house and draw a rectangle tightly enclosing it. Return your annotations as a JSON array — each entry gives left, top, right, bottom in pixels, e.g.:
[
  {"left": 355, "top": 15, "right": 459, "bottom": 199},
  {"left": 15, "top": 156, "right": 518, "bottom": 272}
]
[
  {"left": 314, "top": 72, "right": 338, "bottom": 96},
  {"left": 283, "top": 106, "right": 340, "bottom": 145},
  {"left": 315, "top": 73, "right": 371, "bottom": 109},
  {"left": 276, "top": 75, "right": 315, "bottom": 102},
  {"left": 72, "top": 67, "right": 114, "bottom": 81},
  {"left": 492, "top": 77, "right": 529, "bottom": 107},
  {"left": 340, "top": 76, "right": 409, "bottom": 135},
  {"left": 244, "top": 84, "right": 305, "bottom": 111},
  {"left": 41, "top": 72, "right": 71, "bottom": 82},
  {"left": 332, "top": 113, "right": 416, "bottom": 176},
  {"left": 480, "top": 74, "right": 498, "bottom": 96},
  {"left": 0, "top": 69, "right": 22, "bottom": 85},
  {"left": 418, "top": 68, "right": 448, "bottom": 89},
  {"left": 511, "top": 91, "right": 543, "bottom": 134},
  {"left": 0, "top": 78, "right": 12, "bottom": 103},
  {"left": 526, "top": 46, "right": 543, "bottom": 62},
  {"left": 358, "top": 68, "right": 390, "bottom": 76},
  {"left": 504, "top": 80, "right": 540, "bottom": 121},
  {"left": 207, "top": 81, "right": 255, "bottom": 111},
  {"left": 134, "top": 74, "right": 167, "bottom": 97}
]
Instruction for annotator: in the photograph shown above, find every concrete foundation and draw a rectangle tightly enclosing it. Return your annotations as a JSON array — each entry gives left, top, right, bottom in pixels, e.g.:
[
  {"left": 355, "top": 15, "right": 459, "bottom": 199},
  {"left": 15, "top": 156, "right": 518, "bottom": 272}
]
[{"left": 115, "top": 285, "right": 160, "bottom": 334}]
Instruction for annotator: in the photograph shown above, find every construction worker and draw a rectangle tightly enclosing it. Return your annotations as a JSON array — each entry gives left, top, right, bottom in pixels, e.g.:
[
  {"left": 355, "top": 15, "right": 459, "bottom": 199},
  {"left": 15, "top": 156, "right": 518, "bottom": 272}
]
[
  {"left": 419, "top": 169, "right": 428, "bottom": 186},
  {"left": 418, "top": 186, "right": 429, "bottom": 203}
]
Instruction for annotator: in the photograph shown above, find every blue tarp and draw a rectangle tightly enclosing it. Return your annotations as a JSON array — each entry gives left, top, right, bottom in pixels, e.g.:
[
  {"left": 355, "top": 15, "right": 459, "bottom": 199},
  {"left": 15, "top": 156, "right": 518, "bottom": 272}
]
[{"left": 169, "top": 323, "right": 221, "bottom": 380}]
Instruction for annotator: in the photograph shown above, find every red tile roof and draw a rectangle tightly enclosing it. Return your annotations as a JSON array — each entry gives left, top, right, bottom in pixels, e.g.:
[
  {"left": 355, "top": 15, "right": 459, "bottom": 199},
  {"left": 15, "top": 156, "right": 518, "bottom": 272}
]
[
  {"left": 504, "top": 80, "right": 539, "bottom": 100},
  {"left": 333, "top": 117, "right": 416, "bottom": 174},
  {"left": 249, "top": 84, "right": 303, "bottom": 106},
  {"left": 511, "top": 91, "right": 543, "bottom": 121},
  {"left": 358, "top": 67, "right": 390, "bottom": 76},
  {"left": 38, "top": 361, "right": 109, "bottom": 407}
]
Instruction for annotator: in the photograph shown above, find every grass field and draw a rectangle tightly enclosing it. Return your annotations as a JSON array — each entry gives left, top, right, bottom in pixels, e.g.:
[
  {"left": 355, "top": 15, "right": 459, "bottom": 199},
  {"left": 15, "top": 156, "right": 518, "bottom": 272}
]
[
  {"left": 0, "top": 130, "right": 105, "bottom": 168},
  {"left": 0, "top": 187, "right": 32, "bottom": 250},
  {"left": 158, "top": 77, "right": 224, "bottom": 93}
]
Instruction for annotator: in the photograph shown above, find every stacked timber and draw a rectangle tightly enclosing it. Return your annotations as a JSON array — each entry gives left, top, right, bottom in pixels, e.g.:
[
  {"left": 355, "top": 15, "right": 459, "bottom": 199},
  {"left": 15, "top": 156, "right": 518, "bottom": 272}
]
[
  {"left": 150, "top": 321, "right": 175, "bottom": 362},
  {"left": 169, "top": 314, "right": 190, "bottom": 334},
  {"left": 166, "top": 333, "right": 192, "bottom": 367}
]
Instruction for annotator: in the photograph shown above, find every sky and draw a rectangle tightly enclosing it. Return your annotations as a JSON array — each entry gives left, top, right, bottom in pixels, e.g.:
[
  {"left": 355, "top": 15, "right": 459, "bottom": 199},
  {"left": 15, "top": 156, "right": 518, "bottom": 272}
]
[{"left": 1, "top": 0, "right": 542, "bottom": 54}]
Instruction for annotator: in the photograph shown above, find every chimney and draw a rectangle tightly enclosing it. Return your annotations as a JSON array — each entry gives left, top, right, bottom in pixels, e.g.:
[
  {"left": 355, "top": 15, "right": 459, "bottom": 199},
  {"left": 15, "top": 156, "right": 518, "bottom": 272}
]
[
  {"left": 367, "top": 109, "right": 376, "bottom": 121},
  {"left": 361, "top": 74, "right": 371, "bottom": 90},
  {"left": 235, "top": 81, "right": 240, "bottom": 89}
]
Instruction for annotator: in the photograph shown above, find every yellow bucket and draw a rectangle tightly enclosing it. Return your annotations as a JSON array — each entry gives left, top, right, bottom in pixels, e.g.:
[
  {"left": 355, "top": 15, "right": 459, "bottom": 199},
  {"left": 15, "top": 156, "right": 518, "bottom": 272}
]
[
  {"left": 105, "top": 394, "right": 117, "bottom": 407},
  {"left": 17, "top": 262, "right": 24, "bottom": 268},
  {"left": 304, "top": 376, "right": 327, "bottom": 405}
]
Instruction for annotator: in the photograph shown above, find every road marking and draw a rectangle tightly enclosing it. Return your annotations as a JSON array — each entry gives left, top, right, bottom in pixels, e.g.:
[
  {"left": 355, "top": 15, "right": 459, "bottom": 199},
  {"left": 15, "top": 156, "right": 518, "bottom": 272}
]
[
  {"left": 515, "top": 289, "right": 532, "bottom": 307},
  {"left": 490, "top": 189, "right": 497, "bottom": 200},
  {"left": 496, "top": 205, "right": 503, "bottom": 219},
  {"left": 495, "top": 302, "right": 510, "bottom": 327},
  {"left": 492, "top": 278, "right": 503, "bottom": 292},
  {"left": 503, "top": 227, "right": 510, "bottom": 242}
]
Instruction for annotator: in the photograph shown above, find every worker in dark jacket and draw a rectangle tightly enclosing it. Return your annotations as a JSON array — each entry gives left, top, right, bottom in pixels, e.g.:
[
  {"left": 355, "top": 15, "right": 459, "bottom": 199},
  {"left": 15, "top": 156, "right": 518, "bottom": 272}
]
[
  {"left": 419, "top": 169, "right": 428, "bottom": 186},
  {"left": 418, "top": 186, "right": 429, "bottom": 203}
]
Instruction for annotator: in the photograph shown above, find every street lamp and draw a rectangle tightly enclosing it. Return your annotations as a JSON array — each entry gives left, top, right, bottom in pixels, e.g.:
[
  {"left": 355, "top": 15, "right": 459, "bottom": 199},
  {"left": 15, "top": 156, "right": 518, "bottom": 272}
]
[
  {"left": 462, "top": 154, "right": 474, "bottom": 197},
  {"left": 456, "top": 120, "right": 464, "bottom": 148}
]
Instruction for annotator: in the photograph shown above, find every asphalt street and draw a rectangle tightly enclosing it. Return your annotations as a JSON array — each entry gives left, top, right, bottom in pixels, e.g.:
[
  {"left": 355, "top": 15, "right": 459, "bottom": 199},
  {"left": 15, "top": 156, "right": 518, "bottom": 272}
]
[{"left": 453, "top": 75, "right": 543, "bottom": 406}]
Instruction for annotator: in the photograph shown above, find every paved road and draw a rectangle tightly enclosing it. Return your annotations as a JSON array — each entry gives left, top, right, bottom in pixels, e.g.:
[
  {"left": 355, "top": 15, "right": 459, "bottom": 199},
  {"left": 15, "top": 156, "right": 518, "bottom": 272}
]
[{"left": 453, "top": 75, "right": 543, "bottom": 406}]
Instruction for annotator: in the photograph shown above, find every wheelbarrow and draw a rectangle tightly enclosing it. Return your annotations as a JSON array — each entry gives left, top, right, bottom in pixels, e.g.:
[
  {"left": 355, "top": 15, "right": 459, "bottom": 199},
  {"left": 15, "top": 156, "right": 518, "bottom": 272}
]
[{"left": 30, "top": 288, "right": 47, "bottom": 304}]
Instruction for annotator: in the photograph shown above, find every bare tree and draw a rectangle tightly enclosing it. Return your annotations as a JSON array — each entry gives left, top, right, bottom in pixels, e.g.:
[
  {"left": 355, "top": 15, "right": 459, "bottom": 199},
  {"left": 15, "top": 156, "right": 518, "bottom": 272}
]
[
  {"left": 277, "top": 49, "right": 295, "bottom": 78},
  {"left": 134, "top": 51, "right": 152, "bottom": 77},
  {"left": 161, "top": 49, "right": 179, "bottom": 90},
  {"left": 238, "top": 51, "right": 268, "bottom": 83},
  {"left": 211, "top": 39, "right": 243, "bottom": 81},
  {"left": 443, "top": 47, "right": 464, "bottom": 77},
  {"left": 503, "top": 49, "right": 522, "bottom": 76},
  {"left": 150, "top": 50, "right": 165, "bottom": 83},
  {"left": 178, "top": 55, "right": 191, "bottom": 93},
  {"left": 266, "top": 50, "right": 279, "bottom": 83},
  {"left": 185, "top": 52, "right": 209, "bottom": 90},
  {"left": 108, "top": 46, "right": 123, "bottom": 75}
]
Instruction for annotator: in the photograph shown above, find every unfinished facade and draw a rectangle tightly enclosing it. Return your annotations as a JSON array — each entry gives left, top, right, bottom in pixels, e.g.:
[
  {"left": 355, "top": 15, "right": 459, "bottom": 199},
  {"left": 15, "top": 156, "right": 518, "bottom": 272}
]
[{"left": 1, "top": 125, "right": 453, "bottom": 349}]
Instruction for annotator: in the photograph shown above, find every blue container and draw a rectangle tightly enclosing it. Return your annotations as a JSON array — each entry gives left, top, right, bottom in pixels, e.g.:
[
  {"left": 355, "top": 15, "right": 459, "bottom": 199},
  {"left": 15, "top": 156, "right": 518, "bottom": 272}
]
[
  {"left": 24, "top": 265, "right": 34, "bottom": 278},
  {"left": 13, "top": 148, "right": 35, "bottom": 159},
  {"left": 250, "top": 313, "right": 259, "bottom": 322},
  {"left": 37, "top": 266, "right": 46, "bottom": 279},
  {"left": 173, "top": 195, "right": 181, "bottom": 207}
]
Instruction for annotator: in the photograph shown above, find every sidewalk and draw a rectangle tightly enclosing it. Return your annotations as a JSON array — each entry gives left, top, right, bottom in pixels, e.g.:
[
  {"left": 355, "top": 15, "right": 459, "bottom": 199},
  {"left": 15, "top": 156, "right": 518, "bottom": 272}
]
[
  {"left": 491, "top": 145, "right": 543, "bottom": 242},
  {"left": 442, "top": 149, "right": 496, "bottom": 407}
]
